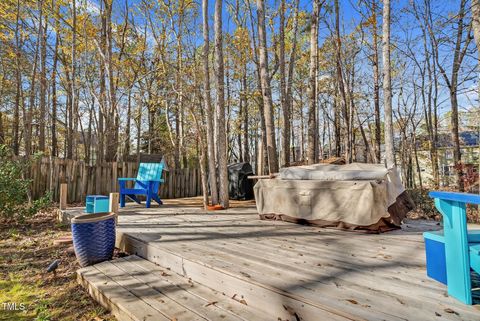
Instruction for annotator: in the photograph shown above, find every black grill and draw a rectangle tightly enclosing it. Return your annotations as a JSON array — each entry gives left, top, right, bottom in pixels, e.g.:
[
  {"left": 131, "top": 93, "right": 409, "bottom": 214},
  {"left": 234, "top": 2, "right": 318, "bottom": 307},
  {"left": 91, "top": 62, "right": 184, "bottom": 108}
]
[{"left": 227, "top": 162, "right": 254, "bottom": 200}]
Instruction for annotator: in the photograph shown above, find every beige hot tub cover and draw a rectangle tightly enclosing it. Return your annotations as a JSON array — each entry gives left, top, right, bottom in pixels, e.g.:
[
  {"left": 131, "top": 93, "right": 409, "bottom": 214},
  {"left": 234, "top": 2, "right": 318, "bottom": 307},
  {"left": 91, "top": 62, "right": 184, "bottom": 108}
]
[{"left": 254, "top": 163, "right": 413, "bottom": 232}]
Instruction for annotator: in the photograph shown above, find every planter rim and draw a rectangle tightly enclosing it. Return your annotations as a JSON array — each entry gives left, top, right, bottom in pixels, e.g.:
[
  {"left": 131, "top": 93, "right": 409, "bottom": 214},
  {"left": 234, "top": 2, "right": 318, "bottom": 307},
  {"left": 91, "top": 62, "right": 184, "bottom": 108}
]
[{"left": 72, "top": 212, "right": 116, "bottom": 224}]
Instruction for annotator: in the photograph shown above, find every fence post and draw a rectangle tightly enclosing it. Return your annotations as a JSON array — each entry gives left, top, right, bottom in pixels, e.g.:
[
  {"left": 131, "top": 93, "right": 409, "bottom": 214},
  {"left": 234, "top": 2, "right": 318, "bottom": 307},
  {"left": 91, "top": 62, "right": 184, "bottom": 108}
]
[
  {"left": 59, "top": 183, "right": 68, "bottom": 210},
  {"left": 109, "top": 192, "right": 119, "bottom": 224}
]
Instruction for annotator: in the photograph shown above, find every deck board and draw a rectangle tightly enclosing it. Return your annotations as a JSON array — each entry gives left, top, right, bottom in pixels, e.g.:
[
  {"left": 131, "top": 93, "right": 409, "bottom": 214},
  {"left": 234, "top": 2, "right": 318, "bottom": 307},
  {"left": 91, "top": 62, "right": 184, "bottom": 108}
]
[
  {"left": 72, "top": 198, "right": 480, "bottom": 321},
  {"left": 79, "top": 256, "right": 273, "bottom": 321}
]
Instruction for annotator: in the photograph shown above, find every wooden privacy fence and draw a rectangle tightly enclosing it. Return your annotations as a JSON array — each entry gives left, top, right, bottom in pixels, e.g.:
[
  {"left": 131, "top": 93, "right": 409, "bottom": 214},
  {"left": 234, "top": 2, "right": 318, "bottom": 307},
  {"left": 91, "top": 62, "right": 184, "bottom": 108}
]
[{"left": 29, "top": 157, "right": 203, "bottom": 203}]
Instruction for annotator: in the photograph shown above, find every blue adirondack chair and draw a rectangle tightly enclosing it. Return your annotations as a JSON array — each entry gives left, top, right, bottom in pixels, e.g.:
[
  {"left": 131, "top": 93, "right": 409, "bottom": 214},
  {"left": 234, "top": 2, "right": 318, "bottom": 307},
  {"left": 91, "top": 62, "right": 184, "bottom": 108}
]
[
  {"left": 118, "top": 162, "right": 164, "bottom": 208},
  {"left": 429, "top": 191, "right": 480, "bottom": 305}
]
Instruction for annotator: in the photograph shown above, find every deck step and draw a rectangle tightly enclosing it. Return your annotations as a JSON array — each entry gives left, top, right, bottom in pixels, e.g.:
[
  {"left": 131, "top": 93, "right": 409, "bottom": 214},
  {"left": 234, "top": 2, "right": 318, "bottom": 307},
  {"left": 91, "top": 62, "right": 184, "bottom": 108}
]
[
  {"left": 120, "top": 234, "right": 361, "bottom": 321},
  {"left": 118, "top": 231, "right": 480, "bottom": 321},
  {"left": 77, "top": 255, "right": 272, "bottom": 321}
]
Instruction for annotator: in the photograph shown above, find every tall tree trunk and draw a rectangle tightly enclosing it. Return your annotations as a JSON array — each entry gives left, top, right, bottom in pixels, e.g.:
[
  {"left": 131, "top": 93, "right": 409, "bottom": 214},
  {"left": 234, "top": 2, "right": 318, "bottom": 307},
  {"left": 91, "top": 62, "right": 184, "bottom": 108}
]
[
  {"left": 51, "top": 0, "right": 59, "bottom": 157},
  {"left": 124, "top": 89, "right": 132, "bottom": 160},
  {"left": 333, "top": 87, "right": 341, "bottom": 157},
  {"left": 13, "top": 0, "right": 21, "bottom": 155},
  {"left": 86, "top": 104, "right": 93, "bottom": 163},
  {"left": 334, "top": 0, "right": 350, "bottom": 163},
  {"left": 307, "top": 0, "right": 321, "bottom": 165},
  {"left": 39, "top": 15, "right": 47, "bottom": 153},
  {"left": 71, "top": 0, "right": 77, "bottom": 159},
  {"left": 382, "top": 0, "right": 395, "bottom": 167},
  {"left": 473, "top": 0, "right": 480, "bottom": 183},
  {"left": 214, "top": 0, "right": 229, "bottom": 208},
  {"left": 242, "top": 70, "right": 249, "bottom": 163},
  {"left": 412, "top": 132, "right": 423, "bottom": 189},
  {"left": 256, "top": 0, "right": 279, "bottom": 173},
  {"left": 25, "top": 0, "right": 43, "bottom": 156},
  {"left": 202, "top": 0, "right": 218, "bottom": 205},
  {"left": 105, "top": 0, "right": 117, "bottom": 161},
  {"left": 425, "top": 29, "right": 439, "bottom": 187},
  {"left": 0, "top": 112, "right": 3, "bottom": 144},
  {"left": 371, "top": 0, "right": 381, "bottom": 163},
  {"left": 98, "top": 1, "right": 107, "bottom": 165},
  {"left": 225, "top": 57, "right": 232, "bottom": 161},
  {"left": 177, "top": 1, "right": 186, "bottom": 168},
  {"left": 300, "top": 94, "right": 305, "bottom": 160},
  {"left": 135, "top": 93, "right": 142, "bottom": 162},
  {"left": 147, "top": 93, "right": 155, "bottom": 153},
  {"left": 286, "top": 0, "right": 300, "bottom": 163},
  {"left": 190, "top": 62, "right": 209, "bottom": 208},
  {"left": 246, "top": 0, "right": 268, "bottom": 173},
  {"left": 279, "top": 0, "right": 289, "bottom": 167}
]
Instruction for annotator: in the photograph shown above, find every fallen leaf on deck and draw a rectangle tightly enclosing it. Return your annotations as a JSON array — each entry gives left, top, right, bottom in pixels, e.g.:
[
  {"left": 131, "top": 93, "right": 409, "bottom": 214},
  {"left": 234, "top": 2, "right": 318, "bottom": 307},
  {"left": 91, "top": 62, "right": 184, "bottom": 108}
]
[
  {"left": 346, "top": 299, "right": 358, "bottom": 305},
  {"left": 205, "top": 301, "right": 218, "bottom": 307},
  {"left": 232, "top": 294, "right": 247, "bottom": 305},
  {"left": 443, "top": 308, "right": 458, "bottom": 315},
  {"left": 240, "top": 271, "right": 251, "bottom": 278}
]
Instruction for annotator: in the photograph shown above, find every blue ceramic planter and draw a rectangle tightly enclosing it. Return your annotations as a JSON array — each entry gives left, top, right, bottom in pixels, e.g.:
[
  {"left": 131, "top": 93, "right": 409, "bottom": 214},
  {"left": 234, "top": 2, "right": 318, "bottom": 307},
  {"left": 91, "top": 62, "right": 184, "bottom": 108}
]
[{"left": 71, "top": 212, "right": 116, "bottom": 267}]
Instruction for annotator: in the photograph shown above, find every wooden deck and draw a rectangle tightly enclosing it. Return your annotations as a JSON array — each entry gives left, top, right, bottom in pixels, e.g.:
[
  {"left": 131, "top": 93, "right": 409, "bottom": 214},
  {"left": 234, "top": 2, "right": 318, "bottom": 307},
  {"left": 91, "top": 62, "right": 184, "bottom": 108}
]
[{"left": 72, "top": 198, "right": 480, "bottom": 321}]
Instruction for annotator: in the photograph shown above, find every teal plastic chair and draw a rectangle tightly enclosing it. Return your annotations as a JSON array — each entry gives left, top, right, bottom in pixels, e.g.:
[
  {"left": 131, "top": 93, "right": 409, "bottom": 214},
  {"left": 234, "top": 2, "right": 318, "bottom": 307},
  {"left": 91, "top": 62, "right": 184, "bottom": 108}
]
[
  {"left": 429, "top": 191, "right": 480, "bottom": 304},
  {"left": 118, "top": 162, "right": 164, "bottom": 208}
]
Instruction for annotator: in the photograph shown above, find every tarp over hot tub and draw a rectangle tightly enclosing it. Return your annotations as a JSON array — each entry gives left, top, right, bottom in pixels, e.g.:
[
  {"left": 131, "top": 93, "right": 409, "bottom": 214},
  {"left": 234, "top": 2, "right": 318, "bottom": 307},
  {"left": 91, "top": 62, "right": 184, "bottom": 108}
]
[{"left": 254, "top": 163, "right": 414, "bottom": 232}]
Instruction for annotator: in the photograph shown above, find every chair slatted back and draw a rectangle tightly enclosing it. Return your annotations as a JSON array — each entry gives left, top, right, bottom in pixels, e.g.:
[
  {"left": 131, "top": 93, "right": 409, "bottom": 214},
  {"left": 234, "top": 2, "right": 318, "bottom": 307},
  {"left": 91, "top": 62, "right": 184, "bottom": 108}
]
[{"left": 134, "top": 162, "right": 164, "bottom": 193}]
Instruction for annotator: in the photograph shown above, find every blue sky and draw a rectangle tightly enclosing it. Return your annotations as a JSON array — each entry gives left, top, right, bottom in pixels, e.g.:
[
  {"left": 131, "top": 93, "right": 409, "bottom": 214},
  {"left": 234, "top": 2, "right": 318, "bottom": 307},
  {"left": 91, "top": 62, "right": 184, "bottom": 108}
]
[{"left": 81, "top": 0, "right": 478, "bottom": 122}]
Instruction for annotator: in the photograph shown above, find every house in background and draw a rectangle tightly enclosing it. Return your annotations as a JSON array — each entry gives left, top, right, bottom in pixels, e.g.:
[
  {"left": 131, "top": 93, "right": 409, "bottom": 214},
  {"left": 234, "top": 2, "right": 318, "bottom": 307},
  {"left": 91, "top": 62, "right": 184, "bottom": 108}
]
[{"left": 415, "top": 131, "right": 479, "bottom": 191}]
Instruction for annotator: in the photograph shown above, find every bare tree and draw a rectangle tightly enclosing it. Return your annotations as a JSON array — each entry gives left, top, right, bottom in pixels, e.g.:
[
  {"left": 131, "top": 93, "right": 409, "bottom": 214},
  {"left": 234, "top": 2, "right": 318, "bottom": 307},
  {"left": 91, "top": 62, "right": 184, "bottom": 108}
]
[
  {"left": 256, "top": 0, "right": 279, "bottom": 173},
  {"left": 410, "top": 0, "right": 440, "bottom": 187},
  {"left": 307, "top": 0, "right": 321, "bottom": 164},
  {"left": 286, "top": 0, "right": 300, "bottom": 163},
  {"left": 472, "top": 0, "right": 480, "bottom": 112},
  {"left": 71, "top": 0, "right": 77, "bottom": 159},
  {"left": 51, "top": 0, "right": 60, "bottom": 157},
  {"left": 25, "top": 0, "right": 43, "bottom": 156},
  {"left": 382, "top": 0, "right": 395, "bottom": 167},
  {"left": 371, "top": 0, "right": 381, "bottom": 163},
  {"left": 203, "top": 0, "right": 218, "bottom": 205},
  {"left": 214, "top": 0, "right": 229, "bottom": 208},
  {"left": 279, "top": 0, "right": 288, "bottom": 166},
  {"left": 12, "top": 0, "right": 21, "bottom": 155},
  {"left": 430, "top": 0, "right": 472, "bottom": 191},
  {"left": 246, "top": 0, "right": 268, "bottom": 174},
  {"left": 39, "top": 9, "right": 47, "bottom": 153}
]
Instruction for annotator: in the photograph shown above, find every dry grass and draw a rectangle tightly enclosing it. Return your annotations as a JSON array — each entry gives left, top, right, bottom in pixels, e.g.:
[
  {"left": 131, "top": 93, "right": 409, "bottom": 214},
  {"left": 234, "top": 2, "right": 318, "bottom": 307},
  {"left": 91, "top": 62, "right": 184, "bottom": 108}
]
[{"left": 0, "top": 210, "right": 115, "bottom": 321}]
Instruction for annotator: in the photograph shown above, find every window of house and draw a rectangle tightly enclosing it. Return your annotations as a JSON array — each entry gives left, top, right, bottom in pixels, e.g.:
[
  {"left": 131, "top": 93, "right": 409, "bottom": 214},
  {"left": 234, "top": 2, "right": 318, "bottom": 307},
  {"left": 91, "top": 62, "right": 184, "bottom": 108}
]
[
  {"left": 443, "top": 165, "right": 450, "bottom": 176},
  {"left": 445, "top": 150, "right": 453, "bottom": 160}
]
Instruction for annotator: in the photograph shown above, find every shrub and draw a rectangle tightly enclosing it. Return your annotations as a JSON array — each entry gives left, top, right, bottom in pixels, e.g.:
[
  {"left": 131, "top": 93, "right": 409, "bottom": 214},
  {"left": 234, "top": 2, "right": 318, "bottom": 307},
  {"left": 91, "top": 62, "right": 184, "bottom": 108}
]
[
  {"left": 407, "top": 188, "right": 479, "bottom": 223},
  {"left": 0, "top": 145, "right": 51, "bottom": 221},
  {"left": 407, "top": 188, "right": 438, "bottom": 219}
]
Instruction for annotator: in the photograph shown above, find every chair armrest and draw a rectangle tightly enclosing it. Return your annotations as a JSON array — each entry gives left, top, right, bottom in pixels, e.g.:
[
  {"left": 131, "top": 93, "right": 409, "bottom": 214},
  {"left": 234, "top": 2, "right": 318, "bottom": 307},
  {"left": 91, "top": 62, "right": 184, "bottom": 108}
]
[
  {"left": 429, "top": 191, "right": 480, "bottom": 205},
  {"left": 118, "top": 177, "right": 137, "bottom": 181}
]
